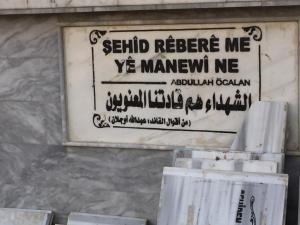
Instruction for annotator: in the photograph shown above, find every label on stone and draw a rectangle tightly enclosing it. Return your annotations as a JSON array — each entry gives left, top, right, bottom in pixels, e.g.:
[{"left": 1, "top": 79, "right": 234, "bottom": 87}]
[{"left": 63, "top": 22, "right": 298, "bottom": 149}]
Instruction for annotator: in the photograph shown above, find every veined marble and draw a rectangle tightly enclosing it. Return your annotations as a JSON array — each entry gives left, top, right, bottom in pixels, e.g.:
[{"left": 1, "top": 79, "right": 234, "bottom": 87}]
[
  {"left": 0, "top": 208, "right": 53, "bottom": 225},
  {"left": 67, "top": 212, "right": 146, "bottom": 225},
  {"left": 230, "top": 101, "right": 287, "bottom": 153},
  {"left": 174, "top": 158, "right": 278, "bottom": 173},
  {"left": 173, "top": 149, "right": 284, "bottom": 172},
  {"left": 158, "top": 167, "right": 288, "bottom": 225},
  {"left": 64, "top": 23, "right": 298, "bottom": 149}
]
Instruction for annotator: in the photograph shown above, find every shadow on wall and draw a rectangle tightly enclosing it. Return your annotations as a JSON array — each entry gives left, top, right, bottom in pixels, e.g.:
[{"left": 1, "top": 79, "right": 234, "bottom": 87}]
[{"left": 285, "top": 155, "right": 299, "bottom": 225}]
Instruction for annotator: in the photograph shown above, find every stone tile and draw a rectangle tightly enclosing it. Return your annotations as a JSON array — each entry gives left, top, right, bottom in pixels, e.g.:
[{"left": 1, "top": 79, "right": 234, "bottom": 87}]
[
  {"left": 0, "top": 16, "right": 58, "bottom": 58},
  {"left": 0, "top": 57, "right": 59, "bottom": 102},
  {"left": 67, "top": 212, "right": 146, "bottom": 225},
  {"left": 0, "top": 101, "right": 47, "bottom": 144},
  {"left": 65, "top": 147, "right": 172, "bottom": 194},
  {"left": 0, "top": 208, "right": 53, "bottom": 225},
  {"left": 44, "top": 102, "right": 63, "bottom": 145},
  {"left": 230, "top": 101, "right": 287, "bottom": 153},
  {"left": 0, "top": 143, "right": 46, "bottom": 185},
  {"left": 158, "top": 167, "right": 288, "bottom": 225}
]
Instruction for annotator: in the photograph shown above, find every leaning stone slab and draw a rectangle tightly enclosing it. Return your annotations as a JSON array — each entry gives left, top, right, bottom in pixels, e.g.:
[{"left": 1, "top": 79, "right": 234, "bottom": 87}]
[
  {"left": 173, "top": 149, "right": 284, "bottom": 172},
  {"left": 67, "top": 212, "right": 146, "bottom": 225},
  {"left": 158, "top": 167, "right": 288, "bottom": 225},
  {"left": 174, "top": 158, "right": 278, "bottom": 173},
  {"left": 0, "top": 208, "right": 53, "bottom": 225},
  {"left": 230, "top": 101, "right": 288, "bottom": 153}
]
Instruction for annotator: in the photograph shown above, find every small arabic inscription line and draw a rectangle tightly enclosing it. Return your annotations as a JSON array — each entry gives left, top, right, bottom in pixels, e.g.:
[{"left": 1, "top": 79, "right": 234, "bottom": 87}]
[
  {"left": 112, "top": 126, "right": 237, "bottom": 134},
  {"left": 101, "top": 81, "right": 167, "bottom": 85}
]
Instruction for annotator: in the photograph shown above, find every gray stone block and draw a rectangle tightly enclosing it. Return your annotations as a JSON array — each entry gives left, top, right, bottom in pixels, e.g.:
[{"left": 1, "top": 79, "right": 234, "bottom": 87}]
[
  {"left": 0, "top": 57, "right": 59, "bottom": 102},
  {"left": 0, "top": 16, "right": 58, "bottom": 58},
  {"left": 0, "top": 101, "right": 47, "bottom": 144}
]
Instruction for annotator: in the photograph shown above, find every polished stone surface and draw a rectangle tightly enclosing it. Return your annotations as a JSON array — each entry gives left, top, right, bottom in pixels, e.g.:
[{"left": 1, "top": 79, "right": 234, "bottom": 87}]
[
  {"left": 158, "top": 167, "right": 288, "bottom": 225},
  {"left": 174, "top": 158, "right": 278, "bottom": 173},
  {"left": 0, "top": 208, "right": 53, "bottom": 225},
  {"left": 231, "top": 101, "right": 288, "bottom": 153},
  {"left": 67, "top": 212, "right": 146, "bottom": 225},
  {"left": 173, "top": 149, "right": 284, "bottom": 172},
  {"left": 0, "top": 143, "right": 171, "bottom": 225},
  {"left": 64, "top": 22, "right": 297, "bottom": 149}
]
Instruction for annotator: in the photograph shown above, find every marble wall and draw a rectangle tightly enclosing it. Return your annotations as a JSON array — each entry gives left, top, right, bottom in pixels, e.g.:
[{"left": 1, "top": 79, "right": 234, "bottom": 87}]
[
  {"left": 0, "top": 8, "right": 299, "bottom": 225},
  {"left": 0, "top": 14, "right": 173, "bottom": 224}
]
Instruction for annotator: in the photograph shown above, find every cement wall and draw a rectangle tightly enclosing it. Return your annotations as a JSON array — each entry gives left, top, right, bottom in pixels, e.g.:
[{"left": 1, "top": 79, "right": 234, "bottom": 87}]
[{"left": 0, "top": 7, "right": 299, "bottom": 225}]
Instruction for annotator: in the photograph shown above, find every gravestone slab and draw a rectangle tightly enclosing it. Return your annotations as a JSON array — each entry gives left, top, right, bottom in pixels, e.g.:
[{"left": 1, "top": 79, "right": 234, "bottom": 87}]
[
  {"left": 67, "top": 212, "right": 146, "bottom": 225},
  {"left": 158, "top": 167, "right": 288, "bottom": 225},
  {"left": 231, "top": 101, "right": 287, "bottom": 153},
  {"left": 0, "top": 208, "right": 53, "bottom": 225},
  {"left": 173, "top": 149, "right": 284, "bottom": 172},
  {"left": 174, "top": 158, "right": 278, "bottom": 173}
]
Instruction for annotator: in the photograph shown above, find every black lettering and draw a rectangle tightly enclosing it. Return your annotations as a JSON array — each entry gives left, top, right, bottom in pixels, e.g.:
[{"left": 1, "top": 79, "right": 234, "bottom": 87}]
[
  {"left": 176, "top": 39, "right": 186, "bottom": 52},
  {"left": 141, "top": 60, "right": 153, "bottom": 73},
  {"left": 225, "top": 38, "right": 239, "bottom": 52},
  {"left": 187, "top": 39, "right": 197, "bottom": 52},
  {"left": 178, "top": 59, "right": 188, "bottom": 73},
  {"left": 140, "top": 39, "right": 149, "bottom": 53},
  {"left": 215, "top": 59, "right": 227, "bottom": 73},
  {"left": 112, "top": 40, "right": 122, "bottom": 53},
  {"left": 102, "top": 40, "right": 112, "bottom": 55},
  {"left": 198, "top": 39, "right": 209, "bottom": 52},
  {"left": 228, "top": 58, "right": 239, "bottom": 73},
  {"left": 240, "top": 37, "right": 250, "bottom": 52},
  {"left": 155, "top": 39, "right": 165, "bottom": 53}
]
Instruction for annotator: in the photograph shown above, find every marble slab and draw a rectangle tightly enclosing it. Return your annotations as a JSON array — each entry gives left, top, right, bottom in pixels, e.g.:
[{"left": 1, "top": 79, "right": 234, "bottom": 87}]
[
  {"left": 67, "top": 212, "right": 146, "bottom": 225},
  {"left": 0, "top": 208, "right": 53, "bottom": 225},
  {"left": 174, "top": 158, "right": 278, "bottom": 173},
  {"left": 158, "top": 167, "right": 288, "bottom": 225},
  {"left": 63, "top": 22, "right": 298, "bottom": 149},
  {"left": 173, "top": 149, "right": 284, "bottom": 172},
  {"left": 231, "top": 101, "right": 288, "bottom": 153}
]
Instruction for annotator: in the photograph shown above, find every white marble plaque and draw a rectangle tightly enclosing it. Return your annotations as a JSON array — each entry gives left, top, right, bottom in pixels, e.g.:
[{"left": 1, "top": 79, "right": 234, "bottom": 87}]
[
  {"left": 63, "top": 22, "right": 298, "bottom": 149},
  {"left": 158, "top": 167, "right": 288, "bottom": 225}
]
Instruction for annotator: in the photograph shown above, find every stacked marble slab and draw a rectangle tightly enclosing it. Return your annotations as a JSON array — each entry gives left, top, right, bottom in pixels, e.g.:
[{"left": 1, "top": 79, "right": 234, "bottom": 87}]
[
  {"left": 158, "top": 167, "right": 288, "bottom": 225},
  {"left": 0, "top": 208, "right": 53, "bottom": 225},
  {"left": 67, "top": 212, "right": 147, "bottom": 225},
  {"left": 173, "top": 101, "right": 287, "bottom": 173},
  {"left": 158, "top": 101, "right": 289, "bottom": 225}
]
